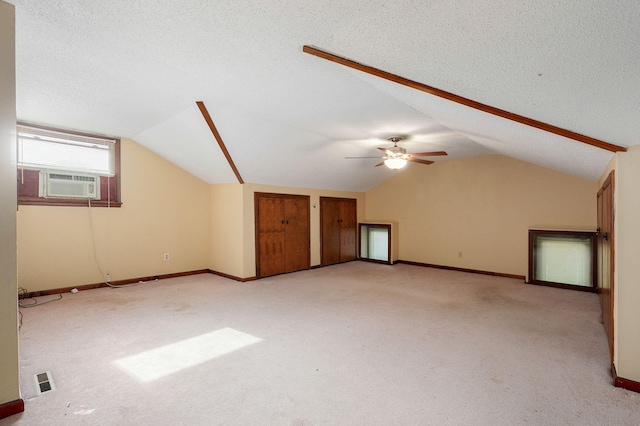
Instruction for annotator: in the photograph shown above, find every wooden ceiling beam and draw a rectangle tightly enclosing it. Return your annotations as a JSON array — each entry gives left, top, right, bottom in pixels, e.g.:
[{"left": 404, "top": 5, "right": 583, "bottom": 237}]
[
  {"left": 302, "top": 45, "right": 626, "bottom": 153},
  {"left": 196, "top": 101, "right": 244, "bottom": 184}
]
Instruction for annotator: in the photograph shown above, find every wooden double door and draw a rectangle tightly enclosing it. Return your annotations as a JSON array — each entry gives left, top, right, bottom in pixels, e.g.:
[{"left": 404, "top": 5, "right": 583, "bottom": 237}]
[
  {"left": 321, "top": 197, "right": 357, "bottom": 266},
  {"left": 255, "top": 193, "right": 310, "bottom": 278}
]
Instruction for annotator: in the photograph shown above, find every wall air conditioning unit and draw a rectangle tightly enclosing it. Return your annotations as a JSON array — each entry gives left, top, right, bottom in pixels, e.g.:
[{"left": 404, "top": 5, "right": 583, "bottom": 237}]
[{"left": 39, "top": 171, "right": 101, "bottom": 199}]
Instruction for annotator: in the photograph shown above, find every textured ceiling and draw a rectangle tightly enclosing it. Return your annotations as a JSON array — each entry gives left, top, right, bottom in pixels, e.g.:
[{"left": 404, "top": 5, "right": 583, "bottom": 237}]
[{"left": 7, "top": 0, "right": 640, "bottom": 191}]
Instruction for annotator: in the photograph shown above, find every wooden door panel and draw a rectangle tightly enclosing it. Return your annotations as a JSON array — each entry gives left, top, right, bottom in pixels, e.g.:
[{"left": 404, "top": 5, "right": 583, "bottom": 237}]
[
  {"left": 256, "top": 193, "right": 310, "bottom": 278},
  {"left": 339, "top": 199, "right": 357, "bottom": 262},
  {"left": 597, "top": 172, "right": 614, "bottom": 362},
  {"left": 321, "top": 198, "right": 341, "bottom": 266},
  {"left": 284, "top": 197, "right": 310, "bottom": 273},
  {"left": 321, "top": 197, "right": 357, "bottom": 265},
  {"left": 257, "top": 196, "right": 285, "bottom": 277}
]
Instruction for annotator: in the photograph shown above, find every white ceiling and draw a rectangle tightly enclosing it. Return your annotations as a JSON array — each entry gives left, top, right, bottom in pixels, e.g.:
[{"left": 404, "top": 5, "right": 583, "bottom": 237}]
[{"left": 7, "top": 0, "right": 640, "bottom": 191}]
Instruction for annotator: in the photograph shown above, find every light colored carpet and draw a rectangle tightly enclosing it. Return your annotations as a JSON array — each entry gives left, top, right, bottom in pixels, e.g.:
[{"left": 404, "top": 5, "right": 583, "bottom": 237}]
[{"left": 3, "top": 262, "right": 640, "bottom": 425}]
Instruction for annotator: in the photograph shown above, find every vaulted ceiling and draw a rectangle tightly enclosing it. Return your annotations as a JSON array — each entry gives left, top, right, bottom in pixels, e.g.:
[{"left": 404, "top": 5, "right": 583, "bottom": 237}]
[{"left": 7, "top": 0, "right": 640, "bottom": 191}]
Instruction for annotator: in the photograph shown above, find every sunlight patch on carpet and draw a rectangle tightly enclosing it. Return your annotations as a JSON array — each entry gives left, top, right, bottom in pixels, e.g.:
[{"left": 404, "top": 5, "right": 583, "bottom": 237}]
[{"left": 113, "top": 327, "right": 262, "bottom": 382}]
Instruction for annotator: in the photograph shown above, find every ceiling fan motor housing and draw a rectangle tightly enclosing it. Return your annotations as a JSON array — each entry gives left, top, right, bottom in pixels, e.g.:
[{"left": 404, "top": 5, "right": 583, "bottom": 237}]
[{"left": 387, "top": 145, "right": 406, "bottom": 156}]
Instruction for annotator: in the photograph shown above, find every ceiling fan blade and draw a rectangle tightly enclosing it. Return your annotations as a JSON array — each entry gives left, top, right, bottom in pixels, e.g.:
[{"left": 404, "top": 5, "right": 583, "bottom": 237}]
[
  {"left": 377, "top": 147, "right": 390, "bottom": 153},
  {"left": 345, "top": 156, "right": 384, "bottom": 159},
  {"left": 408, "top": 151, "right": 448, "bottom": 157},
  {"left": 407, "top": 158, "right": 434, "bottom": 165},
  {"left": 374, "top": 161, "right": 385, "bottom": 167}
]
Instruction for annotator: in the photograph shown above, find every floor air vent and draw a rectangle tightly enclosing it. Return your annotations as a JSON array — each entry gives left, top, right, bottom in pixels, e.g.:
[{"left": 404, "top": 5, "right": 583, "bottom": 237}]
[{"left": 34, "top": 371, "right": 56, "bottom": 395}]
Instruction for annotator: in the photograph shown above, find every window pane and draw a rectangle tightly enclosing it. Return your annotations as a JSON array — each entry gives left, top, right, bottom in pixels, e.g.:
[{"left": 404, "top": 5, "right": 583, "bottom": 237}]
[
  {"left": 534, "top": 235, "right": 592, "bottom": 287},
  {"left": 17, "top": 126, "right": 115, "bottom": 175},
  {"left": 360, "top": 224, "right": 390, "bottom": 263},
  {"left": 368, "top": 227, "right": 389, "bottom": 261},
  {"left": 20, "top": 138, "right": 112, "bottom": 174}
]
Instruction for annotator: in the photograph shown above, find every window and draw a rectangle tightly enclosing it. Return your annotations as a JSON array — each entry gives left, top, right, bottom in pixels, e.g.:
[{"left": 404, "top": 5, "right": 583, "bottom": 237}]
[
  {"left": 528, "top": 230, "right": 596, "bottom": 292},
  {"left": 17, "top": 123, "right": 121, "bottom": 207},
  {"left": 359, "top": 223, "right": 391, "bottom": 264}
]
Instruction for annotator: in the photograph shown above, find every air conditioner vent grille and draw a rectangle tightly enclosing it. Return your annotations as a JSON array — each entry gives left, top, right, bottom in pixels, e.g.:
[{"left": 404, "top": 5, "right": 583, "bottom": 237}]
[
  {"left": 39, "top": 171, "right": 100, "bottom": 199},
  {"left": 49, "top": 173, "right": 73, "bottom": 180}
]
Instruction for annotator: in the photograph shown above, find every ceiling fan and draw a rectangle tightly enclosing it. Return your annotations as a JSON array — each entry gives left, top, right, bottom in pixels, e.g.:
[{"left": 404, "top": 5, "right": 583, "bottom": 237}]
[{"left": 346, "top": 136, "right": 448, "bottom": 169}]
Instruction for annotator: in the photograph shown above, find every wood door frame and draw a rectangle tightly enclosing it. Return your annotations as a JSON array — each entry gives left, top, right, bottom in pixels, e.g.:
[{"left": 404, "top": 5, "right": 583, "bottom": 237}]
[
  {"left": 320, "top": 196, "right": 357, "bottom": 267},
  {"left": 597, "top": 171, "right": 615, "bottom": 362},
  {"left": 254, "top": 192, "right": 311, "bottom": 278}
]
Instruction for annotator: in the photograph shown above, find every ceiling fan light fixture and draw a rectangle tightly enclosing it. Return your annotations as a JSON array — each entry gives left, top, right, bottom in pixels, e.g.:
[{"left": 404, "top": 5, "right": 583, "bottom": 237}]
[{"left": 384, "top": 158, "right": 408, "bottom": 169}]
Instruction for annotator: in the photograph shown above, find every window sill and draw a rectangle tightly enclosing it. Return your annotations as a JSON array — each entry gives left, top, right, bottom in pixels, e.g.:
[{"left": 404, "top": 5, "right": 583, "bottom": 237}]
[
  {"left": 18, "top": 197, "right": 122, "bottom": 208},
  {"left": 525, "top": 279, "right": 596, "bottom": 293}
]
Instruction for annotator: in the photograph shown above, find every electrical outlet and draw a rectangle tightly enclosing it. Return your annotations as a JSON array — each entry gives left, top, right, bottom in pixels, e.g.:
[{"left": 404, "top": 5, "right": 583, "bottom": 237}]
[
  {"left": 106, "top": 274, "right": 111, "bottom": 282},
  {"left": 163, "top": 253, "right": 170, "bottom": 261}
]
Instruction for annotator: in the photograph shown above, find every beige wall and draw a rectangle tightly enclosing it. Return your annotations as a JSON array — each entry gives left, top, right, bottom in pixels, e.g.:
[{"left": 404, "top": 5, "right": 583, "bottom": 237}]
[
  {"left": 0, "top": 0, "right": 20, "bottom": 407},
  {"left": 17, "top": 139, "right": 211, "bottom": 291},
  {"left": 366, "top": 155, "right": 597, "bottom": 277},
  {"left": 210, "top": 183, "right": 244, "bottom": 278},
  {"left": 609, "top": 146, "right": 640, "bottom": 382},
  {"left": 17, "top": 144, "right": 366, "bottom": 286}
]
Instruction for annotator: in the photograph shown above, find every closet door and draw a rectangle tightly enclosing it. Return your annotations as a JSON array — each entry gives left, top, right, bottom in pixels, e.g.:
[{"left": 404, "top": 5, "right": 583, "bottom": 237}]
[
  {"left": 256, "top": 195, "right": 286, "bottom": 277},
  {"left": 321, "top": 198, "right": 341, "bottom": 266},
  {"left": 256, "top": 193, "right": 310, "bottom": 278},
  {"left": 338, "top": 199, "right": 357, "bottom": 262},
  {"left": 321, "top": 197, "right": 357, "bottom": 266},
  {"left": 284, "top": 197, "right": 310, "bottom": 273}
]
